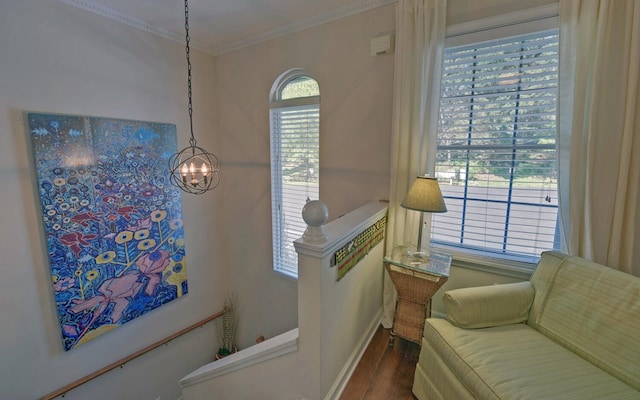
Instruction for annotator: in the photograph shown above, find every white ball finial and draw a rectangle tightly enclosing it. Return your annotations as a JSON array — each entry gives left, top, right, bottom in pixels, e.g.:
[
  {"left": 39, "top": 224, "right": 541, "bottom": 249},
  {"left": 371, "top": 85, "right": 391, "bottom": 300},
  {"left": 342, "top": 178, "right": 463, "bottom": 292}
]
[{"left": 302, "top": 200, "right": 328, "bottom": 243}]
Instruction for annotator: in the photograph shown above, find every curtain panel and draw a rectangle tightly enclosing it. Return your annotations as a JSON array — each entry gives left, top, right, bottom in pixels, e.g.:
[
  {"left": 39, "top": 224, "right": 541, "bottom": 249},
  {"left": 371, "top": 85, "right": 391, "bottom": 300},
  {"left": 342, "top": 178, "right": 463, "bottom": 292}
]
[
  {"left": 383, "top": 0, "right": 447, "bottom": 327},
  {"left": 558, "top": 0, "right": 640, "bottom": 276}
]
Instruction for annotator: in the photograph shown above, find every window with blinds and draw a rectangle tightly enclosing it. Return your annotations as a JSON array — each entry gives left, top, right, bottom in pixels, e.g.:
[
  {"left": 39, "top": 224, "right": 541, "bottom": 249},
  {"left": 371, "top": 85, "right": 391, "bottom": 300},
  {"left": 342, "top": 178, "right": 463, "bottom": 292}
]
[
  {"left": 431, "top": 28, "right": 560, "bottom": 262},
  {"left": 270, "top": 73, "right": 320, "bottom": 278}
]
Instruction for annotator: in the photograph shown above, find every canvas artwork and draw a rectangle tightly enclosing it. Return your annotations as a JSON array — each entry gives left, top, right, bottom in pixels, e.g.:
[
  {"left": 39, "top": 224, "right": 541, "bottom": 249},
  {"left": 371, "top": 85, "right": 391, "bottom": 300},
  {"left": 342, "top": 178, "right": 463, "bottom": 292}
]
[{"left": 28, "top": 112, "right": 188, "bottom": 351}]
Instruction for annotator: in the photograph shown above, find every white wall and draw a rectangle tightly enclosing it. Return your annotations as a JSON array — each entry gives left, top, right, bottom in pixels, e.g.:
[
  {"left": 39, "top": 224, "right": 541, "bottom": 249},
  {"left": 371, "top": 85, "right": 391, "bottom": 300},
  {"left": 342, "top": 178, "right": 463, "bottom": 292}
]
[
  {"left": 214, "top": 5, "right": 395, "bottom": 349},
  {"left": 0, "top": 2, "right": 228, "bottom": 399}
]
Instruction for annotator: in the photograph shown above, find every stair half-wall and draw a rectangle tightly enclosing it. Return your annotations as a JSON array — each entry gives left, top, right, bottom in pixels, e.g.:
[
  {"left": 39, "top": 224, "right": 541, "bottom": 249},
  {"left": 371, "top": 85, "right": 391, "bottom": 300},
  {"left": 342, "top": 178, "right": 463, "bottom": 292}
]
[{"left": 179, "top": 201, "right": 388, "bottom": 400}]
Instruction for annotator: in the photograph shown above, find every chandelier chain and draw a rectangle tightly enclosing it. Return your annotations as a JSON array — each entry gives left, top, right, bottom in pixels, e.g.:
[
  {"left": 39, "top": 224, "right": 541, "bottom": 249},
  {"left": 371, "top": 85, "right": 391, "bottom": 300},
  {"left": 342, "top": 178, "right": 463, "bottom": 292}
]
[
  {"left": 168, "top": 0, "right": 220, "bottom": 194},
  {"left": 184, "top": 0, "right": 196, "bottom": 148}
]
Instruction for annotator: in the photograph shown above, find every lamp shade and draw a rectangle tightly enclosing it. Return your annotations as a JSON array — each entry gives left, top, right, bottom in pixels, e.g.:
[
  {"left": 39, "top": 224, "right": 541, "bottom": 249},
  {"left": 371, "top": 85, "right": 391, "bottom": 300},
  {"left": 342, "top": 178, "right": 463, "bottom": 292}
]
[{"left": 401, "top": 176, "right": 447, "bottom": 213}]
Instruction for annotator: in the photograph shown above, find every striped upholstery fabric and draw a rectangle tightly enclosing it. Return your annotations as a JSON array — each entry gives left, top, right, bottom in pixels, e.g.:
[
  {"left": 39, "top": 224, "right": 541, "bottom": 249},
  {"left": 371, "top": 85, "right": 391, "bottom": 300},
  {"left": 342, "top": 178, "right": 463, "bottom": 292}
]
[
  {"left": 413, "top": 251, "right": 640, "bottom": 400},
  {"left": 423, "top": 319, "right": 640, "bottom": 400},
  {"left": 444, "top": 281, "right": 534, "bottom": 329},
  {"left": 529, "top": 251, "right": 640, "bottom": 391}
]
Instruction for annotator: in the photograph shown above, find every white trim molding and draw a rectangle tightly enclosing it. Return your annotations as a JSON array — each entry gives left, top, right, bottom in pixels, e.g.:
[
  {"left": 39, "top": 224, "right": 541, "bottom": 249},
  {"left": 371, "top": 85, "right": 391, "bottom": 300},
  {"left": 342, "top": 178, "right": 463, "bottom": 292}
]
[
  {"left": 179, "top": 328, "right": 299, "bottom": 387},
  {"left": 445, "top": 3, "right": 559, "bottom": 38},
  {"left": 325, "top": 311, "right": 383, "bottom": 400},
  {"left": 57, "top": 0, "right": 397, "bottom": 56},
  {"left": 57, "top": 0, "right": 215, "bottom": 54},
  {"left": 214, "top": 0, "right": 397, "bottom": 55}
]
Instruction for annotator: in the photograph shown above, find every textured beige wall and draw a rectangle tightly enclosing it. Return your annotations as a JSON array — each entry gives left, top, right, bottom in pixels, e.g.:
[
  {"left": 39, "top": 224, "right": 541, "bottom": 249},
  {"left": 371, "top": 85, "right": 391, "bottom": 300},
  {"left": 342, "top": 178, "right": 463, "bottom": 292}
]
[
  {"left": 214, "top": 5, "right": 396, "bottom": 350},
  {"left": 0, "top": 1, "right": 227, "bottom": 399}
]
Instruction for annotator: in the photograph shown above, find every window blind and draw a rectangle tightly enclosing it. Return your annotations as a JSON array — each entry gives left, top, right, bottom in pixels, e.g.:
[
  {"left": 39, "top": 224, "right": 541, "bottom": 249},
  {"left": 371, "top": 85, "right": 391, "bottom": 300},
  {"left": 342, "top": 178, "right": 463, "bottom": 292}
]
[
  {"left": 270, "top": 103, "right": 320, "bottom": 276},
  {"left": 431, "top": 29, "right": 560, "bottom": 261}
]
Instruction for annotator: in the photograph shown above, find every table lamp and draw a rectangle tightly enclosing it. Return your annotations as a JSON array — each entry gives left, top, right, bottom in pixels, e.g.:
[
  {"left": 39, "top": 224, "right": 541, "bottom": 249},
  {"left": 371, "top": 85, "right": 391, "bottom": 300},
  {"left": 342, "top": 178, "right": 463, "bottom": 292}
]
[{"left": 401, "top": 176, "right": 447, "bottom": 257}]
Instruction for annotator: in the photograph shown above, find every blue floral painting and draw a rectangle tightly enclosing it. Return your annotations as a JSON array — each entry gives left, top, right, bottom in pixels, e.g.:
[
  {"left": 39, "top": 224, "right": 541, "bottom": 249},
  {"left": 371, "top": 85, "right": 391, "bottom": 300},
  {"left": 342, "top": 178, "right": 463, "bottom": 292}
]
[{"left": 28, "top": 112, "right": 188, "bottom": 351}]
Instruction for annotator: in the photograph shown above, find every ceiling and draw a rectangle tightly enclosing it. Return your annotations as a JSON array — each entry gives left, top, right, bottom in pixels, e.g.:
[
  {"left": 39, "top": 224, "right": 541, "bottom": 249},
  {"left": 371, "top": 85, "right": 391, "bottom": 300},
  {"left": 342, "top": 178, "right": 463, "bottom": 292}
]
[{"left": 59, "top": 0, "right": 395, "bottom": 55}]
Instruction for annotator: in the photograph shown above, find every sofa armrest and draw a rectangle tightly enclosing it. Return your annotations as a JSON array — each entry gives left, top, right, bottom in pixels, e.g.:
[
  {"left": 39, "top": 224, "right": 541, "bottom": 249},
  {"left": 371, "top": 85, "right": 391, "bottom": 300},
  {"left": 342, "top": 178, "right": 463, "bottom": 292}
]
[{"left": 443, "top": 281, "right": 534, "bottom": 329}]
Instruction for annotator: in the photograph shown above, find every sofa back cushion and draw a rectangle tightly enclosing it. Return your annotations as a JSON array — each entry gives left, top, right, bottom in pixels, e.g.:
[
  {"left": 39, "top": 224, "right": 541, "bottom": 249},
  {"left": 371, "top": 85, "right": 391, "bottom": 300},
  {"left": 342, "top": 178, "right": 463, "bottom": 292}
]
[{"left": 528, "top": 251, "right": 640, "bottom": 391}]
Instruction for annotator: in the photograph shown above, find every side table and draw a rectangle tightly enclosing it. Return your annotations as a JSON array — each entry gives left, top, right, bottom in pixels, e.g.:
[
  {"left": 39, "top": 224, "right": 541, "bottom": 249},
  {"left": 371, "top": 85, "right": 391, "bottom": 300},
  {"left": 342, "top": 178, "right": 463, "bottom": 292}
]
[{"left": 384, "top": 247, "right": 451, "bottom": 346}]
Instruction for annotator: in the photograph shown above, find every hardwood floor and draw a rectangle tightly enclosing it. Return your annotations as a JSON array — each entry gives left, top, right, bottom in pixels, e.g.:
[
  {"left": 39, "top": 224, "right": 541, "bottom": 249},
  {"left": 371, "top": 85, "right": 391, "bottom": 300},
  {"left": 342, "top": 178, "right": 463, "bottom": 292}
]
[{"left": 340, "top": 325, "right": 421, "bottom": 400}]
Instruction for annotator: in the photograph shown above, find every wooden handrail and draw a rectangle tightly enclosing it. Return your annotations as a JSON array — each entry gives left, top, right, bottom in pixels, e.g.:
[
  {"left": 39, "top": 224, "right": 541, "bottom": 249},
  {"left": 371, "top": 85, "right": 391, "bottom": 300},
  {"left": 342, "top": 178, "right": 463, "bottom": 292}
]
[{"left": 41, "top": 311, "right": 224, "bottom": 400}]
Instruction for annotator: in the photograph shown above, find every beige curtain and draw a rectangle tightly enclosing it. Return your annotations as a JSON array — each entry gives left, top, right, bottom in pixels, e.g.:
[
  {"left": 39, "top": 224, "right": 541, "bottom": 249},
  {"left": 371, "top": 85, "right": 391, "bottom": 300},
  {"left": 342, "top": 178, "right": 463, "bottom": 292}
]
[
  {"left": 383, "top": 0, "right": 447, "bottom": 327},
  {"left": 558, "top": 0, "right": 640, "bottom": 275}
]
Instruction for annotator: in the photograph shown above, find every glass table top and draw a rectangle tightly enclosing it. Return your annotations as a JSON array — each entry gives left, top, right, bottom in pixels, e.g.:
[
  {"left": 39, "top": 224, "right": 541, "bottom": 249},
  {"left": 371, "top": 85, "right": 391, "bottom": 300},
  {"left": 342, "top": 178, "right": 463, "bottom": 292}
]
[{"left": 384, "top": 246, "right": 452, "bottom": 277}]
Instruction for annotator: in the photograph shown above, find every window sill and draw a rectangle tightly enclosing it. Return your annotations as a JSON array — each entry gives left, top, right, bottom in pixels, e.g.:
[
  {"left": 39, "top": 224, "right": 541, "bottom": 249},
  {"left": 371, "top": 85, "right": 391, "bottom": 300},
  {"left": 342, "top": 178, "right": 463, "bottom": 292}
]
[
  {"left": 430, "top": 244, "right": 536, "bottom": 281},
  {"left": 274, "top": 268, "right": 298, "bottom": 282}
]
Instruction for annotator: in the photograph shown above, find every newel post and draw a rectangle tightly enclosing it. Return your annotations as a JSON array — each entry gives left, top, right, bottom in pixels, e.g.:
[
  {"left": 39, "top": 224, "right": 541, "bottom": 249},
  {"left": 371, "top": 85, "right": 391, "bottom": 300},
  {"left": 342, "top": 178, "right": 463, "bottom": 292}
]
[{"left": 301, "top": 200, "right": 329, "bottom": 243}]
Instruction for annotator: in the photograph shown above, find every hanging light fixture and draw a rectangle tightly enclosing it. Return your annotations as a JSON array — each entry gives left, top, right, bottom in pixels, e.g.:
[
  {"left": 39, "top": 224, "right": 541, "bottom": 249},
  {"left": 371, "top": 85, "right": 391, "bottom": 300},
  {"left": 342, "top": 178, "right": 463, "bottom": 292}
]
[{"left": 169, "top": 0, "right": 220, "bottom": 194}]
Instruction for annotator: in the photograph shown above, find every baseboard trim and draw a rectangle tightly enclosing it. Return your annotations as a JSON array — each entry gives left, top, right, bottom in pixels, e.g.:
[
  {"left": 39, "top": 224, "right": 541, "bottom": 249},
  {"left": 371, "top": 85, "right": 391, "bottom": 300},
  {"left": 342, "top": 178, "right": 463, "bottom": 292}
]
[{"left": 324, "top": 310, "right": 383, "bottom": 400}]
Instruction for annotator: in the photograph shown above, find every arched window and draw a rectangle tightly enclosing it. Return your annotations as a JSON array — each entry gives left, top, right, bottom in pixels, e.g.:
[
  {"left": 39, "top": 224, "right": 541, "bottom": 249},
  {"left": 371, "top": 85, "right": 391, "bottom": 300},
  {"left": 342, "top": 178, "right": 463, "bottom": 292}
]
[{"left": 270, "top": 69, "right": 320, "bottom": 278}]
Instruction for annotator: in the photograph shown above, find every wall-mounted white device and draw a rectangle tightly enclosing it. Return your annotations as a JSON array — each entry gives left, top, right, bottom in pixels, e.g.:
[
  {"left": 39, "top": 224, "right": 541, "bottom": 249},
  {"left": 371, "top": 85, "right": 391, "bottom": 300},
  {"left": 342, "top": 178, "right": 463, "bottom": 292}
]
[{"left": 370, "top": 33, "right": 395, "bottom": 56}]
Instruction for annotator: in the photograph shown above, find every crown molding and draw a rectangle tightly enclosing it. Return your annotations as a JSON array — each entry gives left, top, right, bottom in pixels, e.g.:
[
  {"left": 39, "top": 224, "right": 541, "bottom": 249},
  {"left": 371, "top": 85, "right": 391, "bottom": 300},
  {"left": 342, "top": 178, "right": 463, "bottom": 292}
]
[
  {"left": 58, "top": 0, "right": 397, "bottom": 56},
  {"left": 214, "top": 0, "right": 397, "bottom": 55},
  {"left": 58, "top": 0, "right": 217, "bottom": 54}
]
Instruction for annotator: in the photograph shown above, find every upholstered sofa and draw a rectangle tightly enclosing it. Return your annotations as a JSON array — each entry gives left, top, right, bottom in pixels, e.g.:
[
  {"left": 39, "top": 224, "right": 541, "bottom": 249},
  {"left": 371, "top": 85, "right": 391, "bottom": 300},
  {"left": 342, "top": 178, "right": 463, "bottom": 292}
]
[{"left": 412, "top": 251, "right": 640, "bottom": 400}]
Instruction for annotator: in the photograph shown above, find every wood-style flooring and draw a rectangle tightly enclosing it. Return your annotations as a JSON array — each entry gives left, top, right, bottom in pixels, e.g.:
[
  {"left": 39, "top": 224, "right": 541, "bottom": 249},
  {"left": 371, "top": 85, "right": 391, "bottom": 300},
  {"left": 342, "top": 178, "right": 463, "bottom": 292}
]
[{"left": 340, "top": 325, "right": 421, "bottom": 400}]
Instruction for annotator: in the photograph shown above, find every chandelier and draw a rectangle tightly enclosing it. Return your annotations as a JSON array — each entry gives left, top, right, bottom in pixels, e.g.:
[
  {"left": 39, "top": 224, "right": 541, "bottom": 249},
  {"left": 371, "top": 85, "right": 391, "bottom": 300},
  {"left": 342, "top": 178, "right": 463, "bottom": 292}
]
[{"left": 169, "top": 0, "right": 220, "bottom": 194}]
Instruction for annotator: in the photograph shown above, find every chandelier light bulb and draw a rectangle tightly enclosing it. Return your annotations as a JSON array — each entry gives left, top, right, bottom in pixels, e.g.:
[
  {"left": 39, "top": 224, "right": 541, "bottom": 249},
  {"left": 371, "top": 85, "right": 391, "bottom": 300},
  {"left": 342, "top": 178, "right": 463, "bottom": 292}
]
[
  {"left": 201, "top": 163, "right": 209, "bottom": 185},
  {"left": 180, "top": 163, "right": 189, "bottom": 184}
]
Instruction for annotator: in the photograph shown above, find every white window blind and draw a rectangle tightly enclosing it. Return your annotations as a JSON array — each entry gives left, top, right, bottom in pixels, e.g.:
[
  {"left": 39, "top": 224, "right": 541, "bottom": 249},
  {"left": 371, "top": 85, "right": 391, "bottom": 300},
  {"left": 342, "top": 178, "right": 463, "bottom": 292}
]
[
  {"left": 431, "top": 28, "right": 560, "bottom": 262},
  {"left": 270, "top": 89, "right": 319, "bottom": 278}
]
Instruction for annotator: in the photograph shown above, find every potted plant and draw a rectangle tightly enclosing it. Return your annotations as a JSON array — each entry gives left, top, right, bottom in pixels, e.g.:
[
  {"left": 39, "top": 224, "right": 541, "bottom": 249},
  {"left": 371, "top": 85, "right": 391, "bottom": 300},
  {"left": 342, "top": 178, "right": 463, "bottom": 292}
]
[{"left": 215, "top": 294, "right": 238, "bottom": 359}]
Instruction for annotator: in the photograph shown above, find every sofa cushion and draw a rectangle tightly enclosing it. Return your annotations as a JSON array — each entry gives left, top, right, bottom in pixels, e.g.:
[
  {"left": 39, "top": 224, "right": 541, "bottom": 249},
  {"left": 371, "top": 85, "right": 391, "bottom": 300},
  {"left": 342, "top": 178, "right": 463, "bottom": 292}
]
[
  {"left": 529, "top": 251, "right": 640, "bottom": 391},
  {"left": 444, "top": 281, "right": 534, "bottom": 329},
  {"left": 424, "top": 318, "right": 639, "bottom": 400}
]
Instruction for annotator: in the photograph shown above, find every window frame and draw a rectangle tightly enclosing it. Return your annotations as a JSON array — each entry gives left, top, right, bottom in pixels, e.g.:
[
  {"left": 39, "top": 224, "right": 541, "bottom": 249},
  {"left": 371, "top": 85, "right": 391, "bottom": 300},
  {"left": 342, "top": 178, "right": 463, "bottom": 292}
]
[
  {"left": 430, "top": 6, "right": 560, "bottom": 277},
  {"left": 269, "top": 69, "right": 320, "bottom": 280}
]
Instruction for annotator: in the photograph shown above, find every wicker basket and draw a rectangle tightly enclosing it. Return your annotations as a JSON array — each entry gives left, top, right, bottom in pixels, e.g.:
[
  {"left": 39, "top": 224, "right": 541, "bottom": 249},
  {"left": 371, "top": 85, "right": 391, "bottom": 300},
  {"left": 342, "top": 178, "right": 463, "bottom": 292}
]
[{"left": 386, "top": 263, "right": 448, "bottom": 344}]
